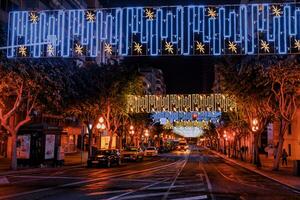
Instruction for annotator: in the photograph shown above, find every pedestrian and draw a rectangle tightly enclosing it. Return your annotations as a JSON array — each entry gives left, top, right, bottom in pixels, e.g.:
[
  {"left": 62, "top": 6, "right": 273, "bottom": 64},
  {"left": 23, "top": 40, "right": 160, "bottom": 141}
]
[{"left": 282, "top": 149, "right": 288, "bottom": 166}]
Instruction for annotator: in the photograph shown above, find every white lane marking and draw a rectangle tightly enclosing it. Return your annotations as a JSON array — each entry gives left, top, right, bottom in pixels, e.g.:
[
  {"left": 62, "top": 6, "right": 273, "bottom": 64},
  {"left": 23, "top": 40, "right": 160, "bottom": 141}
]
[
  {"left": 149, "top": 183, "right": 204, "bottom": 190},
  {"left": 106, "top": 178, "right": 170, "bottom": 200},
  {"left": 199, "top": 163, "right": 215, "bottom": 200},
  {"left": 171, "top": 195, "right": 208, "bottom": 200},
  {"left": 87, "top": 189, "right": 133, "bottom": 196},
  {"left": 0, "top": 160, "right": 180, "bottom": 200},
  {"left": 117, "top": 192, "right": 177, "bottom": 200},
  {"left": 162, "top": 154, "right": 189, "bottom": 200}
]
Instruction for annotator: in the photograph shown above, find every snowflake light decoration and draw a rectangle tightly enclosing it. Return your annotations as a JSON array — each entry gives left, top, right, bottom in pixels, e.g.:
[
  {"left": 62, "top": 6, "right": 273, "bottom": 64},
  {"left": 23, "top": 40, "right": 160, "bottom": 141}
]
[
  {"left": 18, "top": 45, "right": 27, "bottom": 57},
  {"left": 165, "top": 42, "right": 174, "bottom": 54},
  {"left": 294, "top": 39, "right": 300, "bottom": 51},
  {"left": 228, "top": 41, "right": 237, "bottom": 53},
  {"left": 260, "top": 40, "right": 270, "bottom": 53},
  {"left": 47, "top": 44, "right": 54, "bottom": 56},
  {"left": 271, "top": 5, "right": 282, "bottom": 17},
  {"left": 104, "top": 43, "right": 113, "bottom": 55},
  {"left": 196, "top": 41, "right": 205, "bottom": 54},
  {"left": 207, "top": 8, "right": 217, "bottom": 19},
  {"left": 145, "top": 8, "right": 155, "bottom": 20},
  {"left": 29, "top": 12, "right": 39, "bottom": 24},
  {"left": 86, "top": 11, "right": 95, "bottom": 22},
  {"left": 133, "top": 42, "right": 143, "bottom": 54},
  {"left": 75, "top": 44, "right": 83, "bottom": 56}
]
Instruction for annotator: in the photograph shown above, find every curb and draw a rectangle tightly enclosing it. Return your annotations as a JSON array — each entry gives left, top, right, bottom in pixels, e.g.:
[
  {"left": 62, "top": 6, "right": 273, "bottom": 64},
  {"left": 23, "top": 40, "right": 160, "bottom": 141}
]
[
  {"left": 0, "top": 163, "right": 84, "bottom": 176},
  {"left": 210, "top": 150, "right": 300, "bottom": 193}
]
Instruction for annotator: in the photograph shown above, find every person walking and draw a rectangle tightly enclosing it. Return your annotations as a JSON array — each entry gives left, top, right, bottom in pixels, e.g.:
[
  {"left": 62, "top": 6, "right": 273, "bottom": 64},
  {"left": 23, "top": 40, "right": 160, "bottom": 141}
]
[{"left": 282, "top": 149, "right": 288, "bottom": 166}]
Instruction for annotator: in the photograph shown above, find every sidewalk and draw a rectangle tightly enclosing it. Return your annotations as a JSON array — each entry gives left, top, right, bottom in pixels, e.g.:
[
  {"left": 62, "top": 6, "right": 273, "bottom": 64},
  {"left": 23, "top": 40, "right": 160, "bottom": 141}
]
[
  {"left": 212, "top": 150, "right": 300, "bottom": 192},
  {"left": 0, "top": 151, "right": 88, "bottom": 174}
]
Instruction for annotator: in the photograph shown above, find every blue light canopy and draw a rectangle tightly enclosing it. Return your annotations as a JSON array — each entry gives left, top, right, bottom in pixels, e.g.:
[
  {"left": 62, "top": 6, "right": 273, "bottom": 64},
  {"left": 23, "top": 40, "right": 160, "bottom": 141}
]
[{"left": 6, "top": 3, "right": 300, "bottom": 59}]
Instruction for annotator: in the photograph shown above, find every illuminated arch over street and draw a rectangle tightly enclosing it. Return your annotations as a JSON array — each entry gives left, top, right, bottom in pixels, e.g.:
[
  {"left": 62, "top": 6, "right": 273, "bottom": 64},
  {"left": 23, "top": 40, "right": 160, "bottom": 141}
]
[
  {"left": 126, "top": 94, "right": 236, "bottom": 113},
  {"left": 6, "top": 3, "right": 300, "bottom": 60}
]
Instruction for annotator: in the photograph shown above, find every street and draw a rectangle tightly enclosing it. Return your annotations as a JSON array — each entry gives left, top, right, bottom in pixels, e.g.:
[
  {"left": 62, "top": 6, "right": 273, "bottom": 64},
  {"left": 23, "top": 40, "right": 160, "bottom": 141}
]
[{"left": 0, "top": 148, "right": 299, "bottom": 200}]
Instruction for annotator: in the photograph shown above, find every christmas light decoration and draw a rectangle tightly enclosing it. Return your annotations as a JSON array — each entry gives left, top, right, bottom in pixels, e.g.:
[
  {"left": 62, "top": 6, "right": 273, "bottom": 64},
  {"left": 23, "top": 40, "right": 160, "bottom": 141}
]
[
  {"left": 18, "top": 45, "right": 27, "bottom": 56},
  {"left": 294, "top": 39, "right": 300, "bottom": 51},
  {"left": 104, "top": 43, "right": 113, "bottom": 54},
  {"left": 127, "top": 94, "right": 236, "bottom": 113},
  {"left": 75, "top": 44, "right": 83, "bottom": 55},
  {"left": 6, "top": 3, "right": 300, "bottom": 59},
  {"left": 228, "top": 41, "right": 237, "bottom": 53},
  {"left": 133, "top": 42, "right": 143, "bottom": 54},
  {"left": 196, "top": 41, "right": 205, "bottom": 54},
  {"left": 47, "top": 44, "right": 55, "bottom": 56}
]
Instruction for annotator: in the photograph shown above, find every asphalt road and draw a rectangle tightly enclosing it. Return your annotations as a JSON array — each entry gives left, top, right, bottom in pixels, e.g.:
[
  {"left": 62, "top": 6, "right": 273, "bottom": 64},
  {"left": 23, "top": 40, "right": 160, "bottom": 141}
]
[{"left": 0, "top": 148, "right": 300, "bottom": 200}]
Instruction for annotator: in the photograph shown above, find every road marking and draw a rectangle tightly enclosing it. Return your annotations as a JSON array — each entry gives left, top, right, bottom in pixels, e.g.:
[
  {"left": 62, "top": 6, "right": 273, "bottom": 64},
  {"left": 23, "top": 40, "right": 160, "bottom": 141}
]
[
  {"left": 116, "top": 192, "right": 177, "bottom": 200},
  {"left": 199, "top": 163, "right": 215, "bottom": 200},
  {"left": 87, "top": 189, "right": 133, "bottom": 196},
  {"left": 149, "top": 183, "right": 204, "bottom": 190},
  {"left": 170, "top": 195, "right": 208, "bottom": 200},
  {"left": 162, "top": 153, "right": 189, "bottom": 200},
  {"left": 106, "top": 178, "right": 170, "bottom": 200},
  {"left": 0, "top": 160, "right": 180, "bottom": 200}
]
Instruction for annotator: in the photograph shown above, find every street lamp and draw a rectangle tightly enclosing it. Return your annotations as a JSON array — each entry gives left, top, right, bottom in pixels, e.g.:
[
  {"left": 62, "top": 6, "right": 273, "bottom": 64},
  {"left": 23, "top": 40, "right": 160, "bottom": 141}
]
[
  {"left": 252, "top": 118, "right": 259, "bottom": 132},
  {"left": 96, "top": 116, "right": 106, "bottom": 149},
  {"left": 129, "top": 125, "right": 135, "bottom": 146}
]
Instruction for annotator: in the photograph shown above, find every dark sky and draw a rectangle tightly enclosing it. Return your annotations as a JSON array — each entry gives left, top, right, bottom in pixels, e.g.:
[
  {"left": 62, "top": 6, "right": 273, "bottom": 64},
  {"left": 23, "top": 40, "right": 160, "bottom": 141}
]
[
  {"left": 102, "top": 0, "right": 240, "bottom": 94},
  {"left": 124, "top": 56, "right": 216, "bottom": 94}
]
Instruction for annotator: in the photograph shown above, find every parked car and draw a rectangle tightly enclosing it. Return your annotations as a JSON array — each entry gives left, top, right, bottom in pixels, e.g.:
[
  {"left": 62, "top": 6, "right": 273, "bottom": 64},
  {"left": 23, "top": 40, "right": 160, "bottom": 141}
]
[
  {"left": 121, "top": 147, "right": 144, "bottom": 161},
  {"left": 144, "top": 147, "right": 158, "bottom": 156},
  {"left": 87, "top": 149, "right": 121, "bottom": 168}
]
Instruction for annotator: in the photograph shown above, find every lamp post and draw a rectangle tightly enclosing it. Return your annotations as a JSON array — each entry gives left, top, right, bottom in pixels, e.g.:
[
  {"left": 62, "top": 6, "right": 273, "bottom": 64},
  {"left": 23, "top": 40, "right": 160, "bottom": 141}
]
[
  {"left": 223, "top": 131, "right": 227, "bottom": 155},
  {"left": 144, "top": 129, "right": 149, "bottom": 146},
  {"left": 251, "top": 118, "right": 261, "bottom": 167},
  {"left": 129, "top": 125, "right": 135, "bottom": 146},
  {"left": 96, "top": 116, "right": 106, "bottom": 149}
]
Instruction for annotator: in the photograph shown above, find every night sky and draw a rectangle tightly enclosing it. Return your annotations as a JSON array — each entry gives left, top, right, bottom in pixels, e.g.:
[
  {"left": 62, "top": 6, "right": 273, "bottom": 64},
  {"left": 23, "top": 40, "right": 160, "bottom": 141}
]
[{"left": 102, "top": 0, "right": 242, "bottom": 94}]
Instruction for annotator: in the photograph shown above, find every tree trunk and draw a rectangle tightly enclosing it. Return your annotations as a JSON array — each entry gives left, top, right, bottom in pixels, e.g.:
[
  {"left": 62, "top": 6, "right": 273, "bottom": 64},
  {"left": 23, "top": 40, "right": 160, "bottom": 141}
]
[
  {"left": 253, "top": 133, "right": 261, "bottom": 168},
  {"left": 273, "top": 120, "right": 287, "bottom": 171},
  {"left": 87, "top": 126, "right": 93, "bottom": 158},
  {"left": 108, "top": 131, "right": 113, "bottom": 149},
  {"left": 11, "top": 131, "right": 17, "bottom": 170}
]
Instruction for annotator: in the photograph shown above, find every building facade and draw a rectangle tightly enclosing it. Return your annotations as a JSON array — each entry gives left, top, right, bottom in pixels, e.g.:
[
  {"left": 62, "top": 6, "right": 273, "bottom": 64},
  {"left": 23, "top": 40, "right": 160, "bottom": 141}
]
[{"left": 138, "top": 68, "right": 166, "bottom": 95}]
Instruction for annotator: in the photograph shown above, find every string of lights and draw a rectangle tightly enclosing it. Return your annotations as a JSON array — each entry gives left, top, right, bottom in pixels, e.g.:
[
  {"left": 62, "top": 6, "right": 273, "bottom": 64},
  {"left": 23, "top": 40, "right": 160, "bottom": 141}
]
[
  {"left": 127, "top": 94, "right": 236, "bottom": 113},
  {"left": 6, "top": 3, "right": 300, "bottom": 59}
]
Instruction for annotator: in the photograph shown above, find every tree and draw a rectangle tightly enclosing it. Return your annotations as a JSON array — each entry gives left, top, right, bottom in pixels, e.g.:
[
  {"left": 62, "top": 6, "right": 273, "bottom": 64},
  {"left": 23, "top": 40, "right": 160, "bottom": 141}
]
[
  {"left": 267, "top": 57, "right": 300, "bottom": 171},
  {"left": 0, "top": 62, "right": 64, "bottom": 170},
  {"left": 216, "top": 57, "right": 273, "bottom": 167}
]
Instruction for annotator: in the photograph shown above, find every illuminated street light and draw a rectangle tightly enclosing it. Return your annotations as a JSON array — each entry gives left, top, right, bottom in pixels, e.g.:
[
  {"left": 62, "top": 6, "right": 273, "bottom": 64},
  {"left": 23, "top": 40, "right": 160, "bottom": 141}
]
[
  {"left": 252, "top": 118, "right": 259, "bottom": 132},
  {"left": 96, "top": 116, "right": 106, "bottom": 149}
]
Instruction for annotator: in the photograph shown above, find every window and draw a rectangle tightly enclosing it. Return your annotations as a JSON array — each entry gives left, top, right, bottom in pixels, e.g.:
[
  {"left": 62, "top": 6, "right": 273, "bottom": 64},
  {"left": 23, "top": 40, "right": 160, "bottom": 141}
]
[{"left": 288, "top": 144, "right": 292, "bottom": 156}]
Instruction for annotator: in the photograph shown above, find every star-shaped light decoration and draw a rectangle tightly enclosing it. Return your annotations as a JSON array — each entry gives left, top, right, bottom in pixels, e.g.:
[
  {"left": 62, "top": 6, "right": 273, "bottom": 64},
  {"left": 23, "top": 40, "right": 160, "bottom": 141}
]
[
  {"left": 196, "top": 41, "right": 205, "bottom": 54},
  {"left": 18, "top": 45, "right": 27, "bottom": 57},
  {"left": 29, "top": 12, "right": 39, "bottom": 24},
  {"left": 104, "top": 43, "right": 113, "bottom": 55},
  {"left": 207, "top": 8, "right": 217, "bottom": 19},
  {"left": 228, "top": 41, "right": 237, "bottom": 53},
  {"left": 260, "top": 40, "right": 270, "bottom": 53},
  {"left": 271, "top": 5, "right": 282, "bottom": 17},
  {"left": 47, "top": 44, "right": 55, "bottom": 56},
  {"left": 165, "top": 42, "right": 174, "bottom": 54},
  {"left": 259, "top": 4, "right": 264, "bottom": 11},
  {"left": 75, "top": 44, "right": 83, "bottom": 56},
  {"left": 133, "top": 42, "right": 143, "bottom": 54},
  {"left": 86, "top": 11, "right": 96, "bottom": 22},
  {"left": 294, "top": 39, "right": 300, "bottom": 51},
  {"left": 145, "top": 8, "right": 155, "bottom": 20}
]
